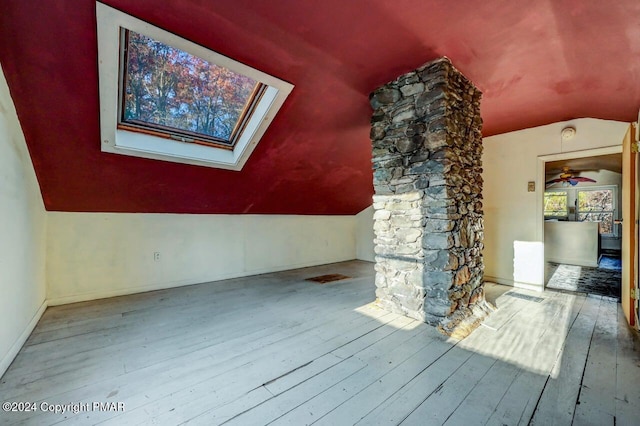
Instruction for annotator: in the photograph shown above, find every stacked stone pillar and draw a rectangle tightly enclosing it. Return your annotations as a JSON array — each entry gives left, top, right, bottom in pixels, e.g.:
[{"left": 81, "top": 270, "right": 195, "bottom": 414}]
[{"left": 370, "top": 57, "right": 492, "bottom": 337}]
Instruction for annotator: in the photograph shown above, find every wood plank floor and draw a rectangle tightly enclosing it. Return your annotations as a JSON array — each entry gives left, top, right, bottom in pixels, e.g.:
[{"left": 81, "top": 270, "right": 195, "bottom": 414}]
[{"left": 1, "top": 260, "right": 639, "bottom": 425}]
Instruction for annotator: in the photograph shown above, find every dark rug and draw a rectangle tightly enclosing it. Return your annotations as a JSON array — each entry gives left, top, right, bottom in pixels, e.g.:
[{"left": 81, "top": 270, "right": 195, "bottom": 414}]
[
  {"left": 546, "top": 261, "right": 621, "bottom": 299},
  {"left": 306, "top": 274, "right": 351, "bottom": 284}
]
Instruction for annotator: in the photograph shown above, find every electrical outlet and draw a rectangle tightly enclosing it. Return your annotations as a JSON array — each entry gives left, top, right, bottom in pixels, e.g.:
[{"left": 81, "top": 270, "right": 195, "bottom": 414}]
[{"left": 153, "top": 252, "right": 161, "bottom": 261}]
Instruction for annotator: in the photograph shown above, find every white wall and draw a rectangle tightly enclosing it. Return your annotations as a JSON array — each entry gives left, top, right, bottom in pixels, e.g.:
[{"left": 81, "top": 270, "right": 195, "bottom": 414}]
[
  {"left": 0, "top": 65, "right": 47, "bottom": 377},
  {"left": 356, "top": 205, "right": 375, "bottom": 262},
  {"left": 47, "top": 213, "right": 357, "bottom": 304},
  {"left": 544, "top": 221, "right": 600, "bottom": 267},
  {"left": 483, "top": 118, "right": 629, "bottom": 289}
]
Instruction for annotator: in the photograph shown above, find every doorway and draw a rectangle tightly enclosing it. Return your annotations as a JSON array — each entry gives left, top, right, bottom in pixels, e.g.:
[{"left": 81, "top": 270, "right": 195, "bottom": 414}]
[{"left": 538, "top": 148, "right": 623, "bottom": 299}]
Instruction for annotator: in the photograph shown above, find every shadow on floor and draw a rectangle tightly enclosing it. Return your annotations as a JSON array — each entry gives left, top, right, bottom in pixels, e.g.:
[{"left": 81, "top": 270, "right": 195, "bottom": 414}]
[{"left": 484, "top": 282, "right": 512, "bottom": 306}]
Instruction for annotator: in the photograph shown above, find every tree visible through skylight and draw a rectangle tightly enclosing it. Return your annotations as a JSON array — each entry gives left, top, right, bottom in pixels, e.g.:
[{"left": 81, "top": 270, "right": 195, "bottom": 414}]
[{"left": 122, "top": 30, "right": 259, "bottom": 144}]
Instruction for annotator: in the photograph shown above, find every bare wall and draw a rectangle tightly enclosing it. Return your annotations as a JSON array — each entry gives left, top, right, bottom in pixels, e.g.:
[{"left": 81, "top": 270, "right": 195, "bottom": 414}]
[
  {"left": 482, "top": 118, "right": 629, "bottom": 289},
  {"left": 46, "top": 213, "right": 357, "bottom": 305},
  {"left": 0, "top": 65, "right": 47, "bottom": 378}
]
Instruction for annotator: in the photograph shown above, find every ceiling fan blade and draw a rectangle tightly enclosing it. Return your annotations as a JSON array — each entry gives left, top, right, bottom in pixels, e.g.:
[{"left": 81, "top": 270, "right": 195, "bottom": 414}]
[
  {"left": 572, "top": 177, "right": 597, "bottom": 183},
  {"left": 546, "top": 178, "right": 563, "bottom": 185}
]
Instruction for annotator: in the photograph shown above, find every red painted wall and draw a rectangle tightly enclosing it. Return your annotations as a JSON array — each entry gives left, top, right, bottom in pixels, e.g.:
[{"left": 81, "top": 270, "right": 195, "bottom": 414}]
[{"left": 1, "top": 0, "right": 638, "bottom": 214}]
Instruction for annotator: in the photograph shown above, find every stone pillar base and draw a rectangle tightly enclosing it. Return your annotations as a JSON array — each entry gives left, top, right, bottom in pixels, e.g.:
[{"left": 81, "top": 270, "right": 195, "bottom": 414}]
[{"left": 438, "top": 297, "right": 495, "bottom": 339}]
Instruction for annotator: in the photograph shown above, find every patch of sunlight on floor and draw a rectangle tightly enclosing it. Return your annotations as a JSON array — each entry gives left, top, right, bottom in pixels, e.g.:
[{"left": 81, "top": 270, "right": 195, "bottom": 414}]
[
  {"left": 353, "top": 283, "right": 578, "bottom": 377},
  {"left": 354, "top": 302, "right": 424, "bottom": 330},
  {"left": 456, "top": 287, "right": 579, "bottom": 377},
  {"left": 547, "top": 264, "right": 582, "bottom": 292},
  {"left": 353, "top": 302, "right": 386, "bottom": 318}
]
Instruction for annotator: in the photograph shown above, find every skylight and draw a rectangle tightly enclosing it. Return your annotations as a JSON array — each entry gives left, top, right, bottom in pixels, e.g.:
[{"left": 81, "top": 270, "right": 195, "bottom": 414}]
[
  {"left": 120, "top": 30, "right": 262, "bottom": 147},
  {"left": 96, "top": 3, "right": 293, "bottom": 170}
]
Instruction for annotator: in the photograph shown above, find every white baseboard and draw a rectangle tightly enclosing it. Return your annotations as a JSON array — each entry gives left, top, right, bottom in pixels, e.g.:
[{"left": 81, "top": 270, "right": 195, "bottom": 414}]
[
  {"left": 484, "top": 275, "right": 544, "bottom": 292},
  {"left": 47, "top": 279, "right": 213, "bottom": 306},
  {"left": 513, "top": 281, "right": 545, "bottom": 292},
  {"left": 47, "top": 257, "right": 356, "bottom": 306},
  {"left": 0, "top": 299, "right": 47, "bottom": 379},
  {"left": 546, "top": 257, "right": 599, "bottom": 268},
  {"left": 484, "top": 275, "right": 514, "bottom": 286}
]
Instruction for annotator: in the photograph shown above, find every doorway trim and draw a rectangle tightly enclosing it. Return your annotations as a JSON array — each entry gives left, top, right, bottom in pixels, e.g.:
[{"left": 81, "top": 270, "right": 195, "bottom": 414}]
[{"left": 536, "top": 145, "right": 623, "bottom": 289}]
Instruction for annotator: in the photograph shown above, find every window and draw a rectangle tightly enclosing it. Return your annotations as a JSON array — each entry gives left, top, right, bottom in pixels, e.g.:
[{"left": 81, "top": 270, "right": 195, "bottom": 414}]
[
  {"left": 120, "top": 30, "right": 263, "bottom": 147},
  {"left": 544, "top": 191, "right": 568, "bottom": 217},
  {"left": 577, "top": 188, "right": 615, "bottom": 235},
  {"left": 97, "top": 3, "right": 293, "bottom": 170},
  {"left": 543, "top": 186, "right": 618, "bottom": 236}
]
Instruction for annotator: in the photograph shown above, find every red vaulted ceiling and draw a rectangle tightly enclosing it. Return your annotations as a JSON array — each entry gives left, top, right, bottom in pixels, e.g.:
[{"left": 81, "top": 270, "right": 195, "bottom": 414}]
[{"left": 1, "top": 0, "right": 639, "bottom": 214}]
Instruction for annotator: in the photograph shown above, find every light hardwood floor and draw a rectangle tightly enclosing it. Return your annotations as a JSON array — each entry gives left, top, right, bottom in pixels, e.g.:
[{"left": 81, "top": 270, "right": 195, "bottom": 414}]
[{"left": 1, "top": 260, "right": 639, "bottom": 425}]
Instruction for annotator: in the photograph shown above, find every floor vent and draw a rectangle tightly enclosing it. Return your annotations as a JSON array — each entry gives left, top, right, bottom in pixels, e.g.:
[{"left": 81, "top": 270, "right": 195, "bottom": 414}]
[
  {"left": 505, "top": 292, "right": 544, "bottom": 303},
  {"left": 306, "top": 274, "right": 351, "bottom": 284}
]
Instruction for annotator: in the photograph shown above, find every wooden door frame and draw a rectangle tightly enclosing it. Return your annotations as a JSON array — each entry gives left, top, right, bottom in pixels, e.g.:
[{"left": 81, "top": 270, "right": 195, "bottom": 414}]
[{"left": 622, "top": 123, "right": 638, "bottom": 327}]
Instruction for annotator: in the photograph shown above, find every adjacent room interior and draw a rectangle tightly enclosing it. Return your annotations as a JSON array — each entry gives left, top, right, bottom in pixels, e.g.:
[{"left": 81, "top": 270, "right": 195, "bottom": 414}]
[
  {"left": 544, "top": 153, "right": 623, "bottom": 298},
  {"left": 1, "top": 1, "right": 640, "bottom": 424}
]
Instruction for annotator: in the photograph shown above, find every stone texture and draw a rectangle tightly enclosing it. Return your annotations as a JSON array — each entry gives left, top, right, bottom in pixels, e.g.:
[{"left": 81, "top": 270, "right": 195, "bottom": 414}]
[{"left": 370, "top": 57, "right": 493, "bottom": 336}]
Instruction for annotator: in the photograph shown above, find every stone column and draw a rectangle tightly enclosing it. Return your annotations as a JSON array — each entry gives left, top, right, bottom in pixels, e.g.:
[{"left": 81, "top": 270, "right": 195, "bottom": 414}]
[{"left": 369, "top": 57, "right": 493, "bottom": 338}]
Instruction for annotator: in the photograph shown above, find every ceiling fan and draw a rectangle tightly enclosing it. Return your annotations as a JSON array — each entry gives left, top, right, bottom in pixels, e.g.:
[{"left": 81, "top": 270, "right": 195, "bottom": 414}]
[{"left": 546, "top": 166, "right": 596, "bottom": 187}]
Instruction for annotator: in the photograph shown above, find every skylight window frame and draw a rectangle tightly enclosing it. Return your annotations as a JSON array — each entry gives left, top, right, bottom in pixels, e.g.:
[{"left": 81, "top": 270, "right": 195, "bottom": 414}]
[
  {"left": 96, "top": 2, "right": 293, "bottom": 170},
  {"left": 116, "top": 28, "right": 267, "bottom": 149}
]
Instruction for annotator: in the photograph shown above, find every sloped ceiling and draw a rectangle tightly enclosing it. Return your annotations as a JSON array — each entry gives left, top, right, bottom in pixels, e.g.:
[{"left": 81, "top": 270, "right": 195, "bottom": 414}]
[{"left": 1, "top": 0, "right": 639, "bottom": 214}]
